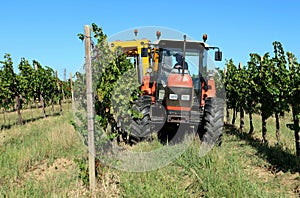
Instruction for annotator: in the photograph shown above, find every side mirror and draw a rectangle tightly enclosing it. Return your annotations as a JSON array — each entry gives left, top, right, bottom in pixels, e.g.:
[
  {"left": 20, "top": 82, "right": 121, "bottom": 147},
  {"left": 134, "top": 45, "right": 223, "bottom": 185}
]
[
  {"left": 141, "top": 48, "right": 148, "bottom": 57},
  {"left": 215, "top": 50, "right": 222, "bottom": 61}
]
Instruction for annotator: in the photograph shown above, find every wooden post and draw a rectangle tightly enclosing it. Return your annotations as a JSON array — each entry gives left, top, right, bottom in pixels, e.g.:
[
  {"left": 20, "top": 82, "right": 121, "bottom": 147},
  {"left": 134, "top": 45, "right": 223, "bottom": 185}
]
[
  {"left": 62, "top": 69, "right": 66, "bottom": 102},
  {"left": 34, "top": 63, "right": 39, "bottom": 109},
  {"left": 56, "top": 71, "right": 63, "bottom": 113},
  {"left": 260, "top": 56, "right": 263, "bottom": 74},
  {"left": 35, "top": 62, "right": 46, "bottom": 117},
  {"left": 70, "top": 72, "right": 74, "bottom": 102},
  {"left": 64, "top": 68, "right": 66, "bottom": 81},
  {"left": 239, "top": 62, "right": 244, "bottom": 131},
  {"left": 224, "top": 67, "right": 230, "bottom": 124},
  {"left": 84, "top": 25, "right": 96, "bottom": 193}
]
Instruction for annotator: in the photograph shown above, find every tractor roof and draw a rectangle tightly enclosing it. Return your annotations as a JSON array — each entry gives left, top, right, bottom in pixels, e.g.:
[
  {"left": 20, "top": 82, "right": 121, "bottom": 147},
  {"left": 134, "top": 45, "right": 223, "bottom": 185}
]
[{"left": 152, "top": 39, "right": 209, "bottom": 49}]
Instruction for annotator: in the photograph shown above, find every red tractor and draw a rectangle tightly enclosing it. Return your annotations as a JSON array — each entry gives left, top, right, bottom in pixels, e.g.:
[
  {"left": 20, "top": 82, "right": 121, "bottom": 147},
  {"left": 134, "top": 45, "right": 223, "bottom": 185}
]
[{"left": 111, "top": 33, "right": 224, "bottom": 145}]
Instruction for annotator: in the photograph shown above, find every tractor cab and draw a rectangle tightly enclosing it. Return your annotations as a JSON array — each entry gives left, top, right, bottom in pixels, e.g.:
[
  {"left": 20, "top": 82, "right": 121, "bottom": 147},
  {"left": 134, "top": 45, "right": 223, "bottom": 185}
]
[{"left": 147, "top": 38, "right": 222, "bottom": 109}]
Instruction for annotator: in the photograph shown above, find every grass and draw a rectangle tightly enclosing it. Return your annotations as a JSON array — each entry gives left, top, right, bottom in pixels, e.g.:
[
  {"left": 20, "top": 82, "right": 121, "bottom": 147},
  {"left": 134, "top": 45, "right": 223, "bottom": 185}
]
[
  {"left": 0, "top": 106, "right": 299, "bottom": 197},
  {"left": 0, "top": 104, "right": 87, "bottom": 197},
  {"left": 118, "top": 132, "right": 299, "bottom": 198},
  {"left": 116, "top": 111, "right": 300, "bottom": 197},
  {"left": 239, "top": 111, "right": 296, "bottom": 150},
  {"left": 0, "top": 102, "right": 72, "bottom": 130}
]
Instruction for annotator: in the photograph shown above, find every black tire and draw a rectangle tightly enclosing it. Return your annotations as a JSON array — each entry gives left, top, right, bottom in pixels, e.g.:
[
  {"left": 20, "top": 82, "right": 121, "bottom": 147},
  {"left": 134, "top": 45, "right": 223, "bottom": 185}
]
[
  {"left": 201, "top": 97, "right": 224, "bottom": 146},
  {"left": 128, "top": 95, "right": 152, "bottom": 141}
]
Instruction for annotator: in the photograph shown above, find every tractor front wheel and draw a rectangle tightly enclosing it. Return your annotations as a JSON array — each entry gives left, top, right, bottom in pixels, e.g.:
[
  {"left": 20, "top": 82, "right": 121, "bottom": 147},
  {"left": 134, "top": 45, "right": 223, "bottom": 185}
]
[
  {"left": 201, "top": 97, "right": 224, "bottom": 146},
  {"left": 128, "top": 95, "right": 152, "bottom": 142}
]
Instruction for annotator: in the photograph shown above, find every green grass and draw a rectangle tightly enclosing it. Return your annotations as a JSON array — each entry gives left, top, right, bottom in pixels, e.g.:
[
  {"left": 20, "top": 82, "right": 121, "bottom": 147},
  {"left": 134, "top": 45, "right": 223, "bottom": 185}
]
[
  {"left": 0, "top": 105, "right": 86, "bottom": 197},
  {"left": 239, "top": 111, "right": 296, "bottom": 150},
  {"left": 0, "top": 102, "right": 72, "bottom": 129},
  {"left": 0, "top": 107, "right": 299, "bottom": 197},
  {"left": 118, "top": 133, "right": 298, "bottom": 198},
  {"left": 117, "top": 111, "right": 300, "bottom": 198}
]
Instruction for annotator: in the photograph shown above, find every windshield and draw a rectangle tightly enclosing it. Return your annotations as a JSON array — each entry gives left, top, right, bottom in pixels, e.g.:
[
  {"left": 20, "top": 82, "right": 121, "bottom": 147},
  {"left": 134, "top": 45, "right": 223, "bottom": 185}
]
[{"left": 158, "top": 47, "right": 206, "bottom": 77}]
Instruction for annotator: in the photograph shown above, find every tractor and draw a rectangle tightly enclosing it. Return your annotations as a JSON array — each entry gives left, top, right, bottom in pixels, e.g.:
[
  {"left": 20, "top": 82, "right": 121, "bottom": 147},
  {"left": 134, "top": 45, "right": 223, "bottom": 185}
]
[{"left": 109, "top": 31, "right": 224, "bottom": 145}]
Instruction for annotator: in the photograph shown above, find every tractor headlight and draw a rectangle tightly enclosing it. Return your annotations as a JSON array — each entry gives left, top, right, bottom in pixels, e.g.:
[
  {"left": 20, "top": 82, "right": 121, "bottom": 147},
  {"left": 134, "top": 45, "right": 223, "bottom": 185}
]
[
  {"left": 181, "top": 95, "right": 190, "bottom": 101},
  {"left": 169, "top": 94, "right": 178, "bottom": 100}
]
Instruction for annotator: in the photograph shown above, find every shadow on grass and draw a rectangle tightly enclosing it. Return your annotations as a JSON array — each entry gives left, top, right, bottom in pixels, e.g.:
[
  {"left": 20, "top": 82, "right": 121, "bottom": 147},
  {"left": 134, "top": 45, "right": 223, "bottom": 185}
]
[
  {"left": 224, "top": 124, "right": 300, "bottom": 174},
  {"left": 158, "top": 123, "right": 195, "bottom": 145},
  {"left": 0, "top": 112, "right": 61, "bottom": 130}
]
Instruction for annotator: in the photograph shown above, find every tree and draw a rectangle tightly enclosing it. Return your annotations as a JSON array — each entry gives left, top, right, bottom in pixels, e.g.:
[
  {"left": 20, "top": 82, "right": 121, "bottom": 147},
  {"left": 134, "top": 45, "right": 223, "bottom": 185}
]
[
  {"left": 287, "top": 52, "right": 300, "bottom": 156},
  {"left": 0, "top": 54, "right": 23, "bottom": 124},
  {"left": 245, "top": 55, "right": 260, "bottom": 134},
  {"left": 257, "top": 53, "right": 275, "bottom": 143},
  {"left": 271, "top": 41, "right": 289, "bottom": 142},
  {"left": 236, "top": 63, "right": 248, "bottom": 131},
  {"left": 224, "top": 59, "right": 239, "bottom": 125},
  {"left": 0, "top": 61, "right": 12, "bottom": 123},
  {"left": 42, "top": 66, "right": 59, "bottom": 114},
  {"left": 32, "top": 60, "right": 51, "bottom": 118},
  {"left": 18, "top": 58, "right": 35, "bottom": 107}
]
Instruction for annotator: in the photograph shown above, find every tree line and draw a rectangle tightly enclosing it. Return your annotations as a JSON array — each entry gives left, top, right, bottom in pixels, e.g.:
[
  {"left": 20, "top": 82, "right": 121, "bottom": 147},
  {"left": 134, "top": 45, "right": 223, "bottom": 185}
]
[
  {"left": 0, "top": 54, "right": 72, "bottom": 125},
  {"left": 222, "top": 41, "right": 300, "bottom": 156}
]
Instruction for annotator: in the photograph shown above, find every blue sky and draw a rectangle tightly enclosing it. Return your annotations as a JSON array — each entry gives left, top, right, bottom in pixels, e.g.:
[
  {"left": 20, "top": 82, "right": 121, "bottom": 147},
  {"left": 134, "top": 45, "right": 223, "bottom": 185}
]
[{"left": 1, "top": 0, "right": 300, "bottom": 79}]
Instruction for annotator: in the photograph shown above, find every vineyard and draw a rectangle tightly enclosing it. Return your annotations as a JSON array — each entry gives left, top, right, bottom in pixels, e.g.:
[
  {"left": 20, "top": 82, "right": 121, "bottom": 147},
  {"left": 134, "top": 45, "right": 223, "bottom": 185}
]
[
  {"left": 2, "top": 26, "right": 298, "bottom": 154},
  {"left": 0, "top": 23, "right": 300, "bottom": 197},
  {"left": 223, "top": 42, "right": 300, "bottom": 156},
  {"left": 0, "top": 54, "right": 72, "bottom": 128}
]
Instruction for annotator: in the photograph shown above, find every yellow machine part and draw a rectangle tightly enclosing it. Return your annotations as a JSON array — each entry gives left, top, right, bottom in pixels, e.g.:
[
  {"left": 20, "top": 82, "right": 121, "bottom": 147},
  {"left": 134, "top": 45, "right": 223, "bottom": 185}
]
[
  {"left": 109, "top": 39, "right": 151, "bottom": 76},
  {"left": 152, "top": 48, "right": 159, "bottom": 72}
]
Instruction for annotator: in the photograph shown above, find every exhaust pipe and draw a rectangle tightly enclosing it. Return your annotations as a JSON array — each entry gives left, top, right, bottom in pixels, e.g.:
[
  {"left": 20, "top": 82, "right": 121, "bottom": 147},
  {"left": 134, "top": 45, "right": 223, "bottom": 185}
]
[{"left": 182, "top": 35, "right": 187, "bottom": 75}]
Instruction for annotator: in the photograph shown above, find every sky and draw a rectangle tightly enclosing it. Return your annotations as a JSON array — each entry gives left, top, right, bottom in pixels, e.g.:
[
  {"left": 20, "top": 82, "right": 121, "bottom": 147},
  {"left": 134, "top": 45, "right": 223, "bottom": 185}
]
[{"left": 1, "top": 0, "right": 300, "bottom": 79}]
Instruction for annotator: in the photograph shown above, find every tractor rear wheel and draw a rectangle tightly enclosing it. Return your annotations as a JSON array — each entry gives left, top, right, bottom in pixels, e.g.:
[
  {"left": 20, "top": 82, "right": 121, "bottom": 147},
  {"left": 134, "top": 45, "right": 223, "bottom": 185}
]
[{"left": 201, "top": 97, "right": 224, "bottom": 146}]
